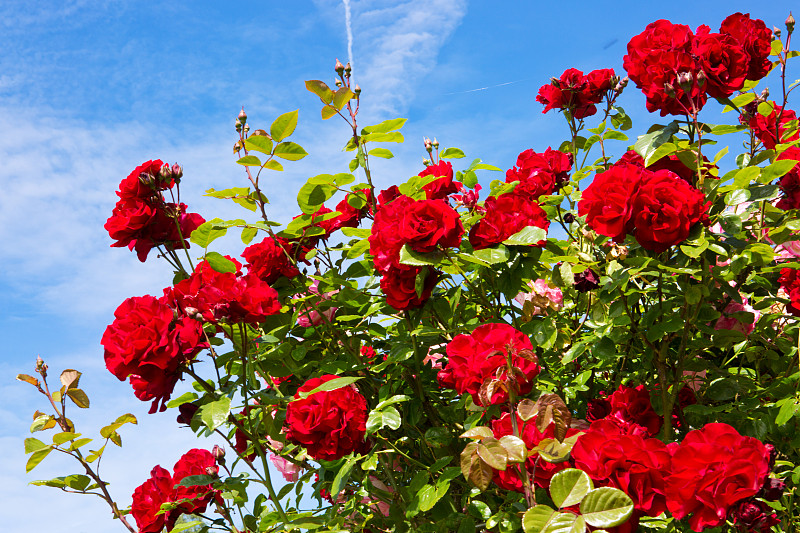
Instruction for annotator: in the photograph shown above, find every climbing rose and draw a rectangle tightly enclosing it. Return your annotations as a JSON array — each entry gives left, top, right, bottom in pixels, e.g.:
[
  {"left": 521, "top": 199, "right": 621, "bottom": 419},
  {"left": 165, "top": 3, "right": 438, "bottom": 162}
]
[{"left": 469, "top": 191, "right": 549, "bottom": 250}]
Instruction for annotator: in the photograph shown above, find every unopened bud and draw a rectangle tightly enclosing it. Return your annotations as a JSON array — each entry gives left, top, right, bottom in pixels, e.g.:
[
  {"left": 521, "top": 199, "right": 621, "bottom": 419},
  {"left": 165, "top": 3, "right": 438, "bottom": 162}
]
[
  {"left": 212, "top": 445, "right": 226, "bottom": 464},
  {"left": 424, "top": 137, "right": 433, "bottom": 152},
  {"left": 696, "top": 70, "right": 706, "bottom": 89},
  {"left": 664, "top": 82, "right": 676, "bottom": 99},
  {"left": 36, "top": 355, "right": 47, "bottom": 375},
  {"left": 205, "top": 466, "right": 219, "bottom": 477},
  {"left": 139, "top": 172, "right": 155, "bottom": 186},
  {"left": 787, "top": 12, "right": 796, "bottom": 34},
  {"left": 345, "top": 62, "right": 352, "bottom": 77},
  {"left": 184, "top": 306, "right": 201, "bottom": 320},
  {"left": 432, "top": 138, "right": 439, "bottom": 149},
  {"left": 235, "top": 118, "right": 242, "bottom": 132},
  {"left": 335, "top": 79, "right": 343, "bottom": 88},
  {"left": 760, "top": 87, "right": 770, "bottom": 100},
  {"left": 550, "top": 77, "right": 560, "bottom": 87},
  {"left": 677, "top": 71, "right": 693, "bottom": 93},
  {"left": 614, "top": 76, "right": 629, "bottom": 93},
  {"left": 233, "top": 140, "right": 243, "bottom": 154},
  {"left": 171, "top": 164, "right": 183, "bottom": 180},
  {"left": 422, "top": 158, "right": 431, "bottom": 166},
  {"left": 159, "top": 164, "right": 172, "bottom": 181},
  {"left": 563, "top": 212, "right": 575, "bottom": 224},
  {"left": 774, "top": 26, "right": 782, "bottom": 39},
  {"left": 335, "top": 58, "right": 345, "bottom": 75},
  {"left": 244, "top": 124, "right": 250, "bottom": 133},
  {"left": 354, "top": 84, "right": 361, "bottom": 96},
  {"left": 238, "top": 107, "right": 247, "bottom": 124}
]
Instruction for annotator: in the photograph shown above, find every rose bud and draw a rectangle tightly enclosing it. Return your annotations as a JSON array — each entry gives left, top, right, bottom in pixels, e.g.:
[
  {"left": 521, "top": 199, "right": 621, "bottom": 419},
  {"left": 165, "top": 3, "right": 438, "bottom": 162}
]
[
  {"left": 159, "top": 164, "right": 172, "bottom": 182},
  {"left": 696, "top": 70, "right": 706, "bottom": 89},
  {"left": 354, "top": 84, "right": 361, "bottom": 96},
  {"left": 235, "top": 118, "right": 242, "bottom": 132},
  {"left": 345, "top": 62, "right": 352, "bottom": 76},
  {"left": 171, "top": 163, "right": 183, "bottom": 180},
  {"left": 664, "top": 82, "right": 676, "bottom": 99},
  {"left": 787, "top": 12, "right": 795, "bottom": 34},
  {"left": 563, "top": 213, "right": 575, "bottom": 224},
  {"left": 432, "top": 138, "right": 439, "bottom": 149},
  {"left": 335, "top": 58, "right": 344, "bottom": 75},
  {"left": 212, "top": 445, "right": 226, "bottom": 466},
  {"left": 677, "top": 71, "right": 693, "bottom": 92},
  {"left": 238, "top": 107, "right": 247, "bottom": 123}
]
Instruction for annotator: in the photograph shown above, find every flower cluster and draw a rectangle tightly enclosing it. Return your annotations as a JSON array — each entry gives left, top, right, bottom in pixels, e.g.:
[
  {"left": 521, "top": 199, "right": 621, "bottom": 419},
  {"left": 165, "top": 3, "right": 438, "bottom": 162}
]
[
  {"left": 585, "top": 384, "right": 663, "bottom": 437},
  {"left": 131, "top": 449, "right": 220, "bottom": 533},
  {"left": 102, "top": 294, "right": 206, "bottom": 413},
  {"left": 419, "top": 161, "right": 460, "bottom": 200},
  {"left": 579, "top": 159, "right": 709, "bottom": 253},
  {"left": 536, "top": 68, "right": 616, "bottom": 118},
  {"left": 748, "top": 101, "right": 799, "bottom": 150},
  {"left": 437, "top": 323, "right": 540, "bottom": 406},
  {"left": 469, "top": 190, "right": 549, "bottom": 250},
  {"left": 369, "top": 193, "right": 463, "bottom": 310},
  {"left": 505, "top": 147, "right": 573, "bottom": 198},
  {"left": 623, "top": 14, "right": 771, "bottom": 116},
  {"left": 242, "top": 235, "right": 304, "bottom": 285},
  {"left": 285, "top": 375, "right": 369, "bottom": 461},
  {"left": 105, "top": 160, "right": 205, "bottom": 262}
]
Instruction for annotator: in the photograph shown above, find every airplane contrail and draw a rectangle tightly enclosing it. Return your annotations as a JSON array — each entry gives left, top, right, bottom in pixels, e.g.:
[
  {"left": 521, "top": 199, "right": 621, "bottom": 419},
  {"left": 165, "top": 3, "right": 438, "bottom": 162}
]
[
  {"left": 343, "top": 0, "right": 354, "bottom": 73},
  {"left": 443, "top": 79, "right": 529, "bottom": 96}
]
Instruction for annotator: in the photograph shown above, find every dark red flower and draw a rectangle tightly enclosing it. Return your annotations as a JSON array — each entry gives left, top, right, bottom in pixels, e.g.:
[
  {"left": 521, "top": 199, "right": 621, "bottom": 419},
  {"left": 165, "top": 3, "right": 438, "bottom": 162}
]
[
  {"left": 172, "top": 449, "right": 220, "bottom": 515},
  {"left": 778, "top": 268, "right": 800, "bottom": 316},
  {"left": 748, "top": 102, "right": 799, "bottom": 150},
  {"left": 776, "top": 147, "right": 800, "bottom": 210},
  {"left": 505, "top": 148, "right": 572, "bottom": 199},
  {"left": 579, "top": 163, "right": 642, "bottom": 242},
  {"left": 285, "top": 375, "right": 369, "bottom": 461},
  {"left": 720, "top": 13, "right": 773, "bottom": 82},
  {"left": 419, "top": 161, "right": 460, "bottom": 200},
  {"left": 379, "top": 264, "right": 437, "bottom": 311},
  {"left": 131, "top": 466, "right": 179, "bottom": 533},
  {"left": 536, "top": 68, "right": 615, "bottom": 119},
  {"left": 469, "top": 191, "right": 549, "bottom": 250},
  {"left": 242, "top": 236, "right": 304, "bottom": 285},
  {"left": 573, "top": 267, "right": 600, "bottom": 293},
  {"left": 438, "top": 323, "right": 540, "bottom": 406},
  {"left": 692, "top": 26, "right": 748, "bottom": 98},
  {"left": 398, "top": 198, "right": 464, "bottom": 253}
]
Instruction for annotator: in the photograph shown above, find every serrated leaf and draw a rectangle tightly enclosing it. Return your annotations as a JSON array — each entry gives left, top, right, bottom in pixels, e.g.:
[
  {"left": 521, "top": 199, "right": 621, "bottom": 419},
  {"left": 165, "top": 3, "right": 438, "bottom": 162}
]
[
  {"left": 30, "top": 415, "right": 54, "bottom": 433},
  {"left": 550, "top": 468, "right": 594, "bottom": 508},
  {"left": 26, "top": 448, "right": 52, "bottom": 472},
  {"left": 204, "top": 251, "right": 238, "bottom": 274},
  {"left": 237, "top": 155, "right": 262, "bottom": 166},
  {"left": 579, "top": 487, "right": 634, "bottom": 528},
  {"left": 321, "top": 105, "right": 337, "bottom": 120},
  {"left": 762, "top": 159, "right": 799, "bottom": 182},
  {"left": 333, "top": 87, "right": 355, "bottom": 110},
  {"left": 522, "top": 505, "right": 556, "bottom": 533},
  {"left": 16, "top": 373, "right": 39, "bottom": 386},
  {"left": 633, "top": 122, "right": 679, "bottom": 161},
  {"left": 171, "top": 521, "right": 204, "bottom": 533},
  {"left": 199, "top": 396, "right": 231, "bottom": 431},
  {"left": 270, "top": 110, "right": 299, "bottom": 142},
  {"left": 504, "top": 226, "right": 547, "bottom": 246},
  {"left": 477, "top": 440, "right": 508, "bottom": 471},
  {"left": 467, "top": 455, "right": 493, "bottom": 491},
  {"left": 295, "top": 377, "right": 361, "bottom": 399},
  {"left": 241, "top": 226, "right": 258, "bottom": 244},
  {"left": 273, "top": 142, "right": 308, "bottom": 161},
  {"left": 69, "top": 438, "right": 93, "bottom": 451},
  {"left": 244, "top": 136, "right": 273, "bottom": 154},
  {"left": 517, "top": 399, "right": 539, "bottom": 421},
  {"left": 176, "top": 474, "right": 216, "bottom": 488},
  {"left": 460, "top": 426, "right": 495, "bottom": 439},
  {"left": 368, "top": 147, "right": 394, "bottom": 159},
  {"left": 441, "top": 147, "right": 466, "bottom": 159},
  {"left": 66, "top": 388, "right": 90, "bottom": 408},
  {"left": 361, "top": 131, "right": 404, "bottom": 143},
  {"left": 305, "top": 80, "right": 334, "bottom": 104},
  {"left": 499, "top": 435, "right": 527, "bottom": 463},
  {"left": 468, "top": 245, "right": 510, "bottom": 265},
  {"left": 190, "top": 218, "right": 227, "bottom": 248}
]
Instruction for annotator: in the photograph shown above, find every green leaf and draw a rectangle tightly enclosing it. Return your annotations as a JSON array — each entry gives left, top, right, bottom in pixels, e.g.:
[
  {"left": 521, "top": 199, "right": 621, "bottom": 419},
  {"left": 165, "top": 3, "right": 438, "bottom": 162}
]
[
  {"left": 366, "top": 406, "right": 402, "bottom": 433},
  {"left": 171, "top": 521, "right": 204, "bottom": 533},
  {"left": 498, "top": 435, "right": 526, "bottom": 463},
  {"left": 25, "top": 437, "right": 49, "bottom": 454},
  {"left": 241, "top": 226, "right": 258, "bottom": 244},
  {"left": 579, "top": 487, "right": 634, "bottom": 528},
  {"left": 69, "top": 438, "right": 93, "bottom": 451},
  {"left": 205, "top": 251, "right": 238, "bottom": 274},
  {"left": 762, "top": 159, "right": 799, "bottom": 182},
  {"left": 504, "top": 226, "right": 547, "bottom": 246},
  {"left": 362, "top": 118, "right": 407, "bottom": 134},
  {"left": 368, "top": 147, "right": 394, "bottom": 159},
  {"left": 244, "top": 136, "right": 273, "bottom": 155},
  {"left": 199, "top": 396, "right": 231, "bottom": 431},
  {"left": 721, "top": 92, "right": 756, "bottom": 113},
  {"left": 305, "top": 80, "right": 334, "bottom": 104},
  {"left": 725, "top": 188, "right": 751, "bottom": 206},
  {"left": 440, "top": 147, "right": 466, "bottom": 159},
  {"left": 477, "top": 440, "right": 508, "bottom": 471},
  {"left": 52, "top": 432, "right": 80, "bottom": 445},
  {"left": 333, "top": 87, "right": 355, "bottom": 110},
  {"left": 469, "top": 245, "right": 510, "bottom": 265},
  {"left": 66, "top": 388, "right": 90, "bottom": 408},
  {"left": 262, "top": 159, "right": 284, "bottom": 171},
  {"left": 236, "top": 155, "right": 262, "bottom": 166},
  {"left": 776, "top": 400, "right": 798, "bottom": 425},
  {"left": 297, "top": 176, "right": 337, "bottom": 214},
  {"left": 30, "top": 415, "right": 54, "bottom": 433},
  {"left": 270, "top": 110, "right": 299, "bottom": 142},
  {"left": 361, "top": 131, "right": 404, "bottom": 143},
  {"left": 331, "top": 455, "right": 357, "bottom": 497},
  {"left": 190, "top": 218, "right": 227, "bottom": 248},
  {"left": 273, "top": 142, "right": 308, "bottom": 161},
  {"left": 522, "top": 505, "right": 556, "bottom": 533},
  {"left": 177, "top": 474, "right": 216, "bottom": 488},
  {"left": 375, "top": 395, "right": 410, "bottom": 410},
  {"left": 321, "top": 105, "right": 337, "bottom": 120},
  {"left": 633, "top": 122, "right": 679, "bottom": 162},
  {"left": 26, "top": 448, "right": 52, "bottom": 472},
  {"left": 399, "top": 244, "right": 444, "bottom": 266},
  {"left": 295, "top": 376, "right": 362, "bottom": 399},
  {"left": 64, "top": 474, "right": 91, "bottom": 491},
  {"left": 549, "top": 468, "right": 593, "bottom": 509},
  {"left": 603, "top": 130, "right": 628, "bottom": 141}
]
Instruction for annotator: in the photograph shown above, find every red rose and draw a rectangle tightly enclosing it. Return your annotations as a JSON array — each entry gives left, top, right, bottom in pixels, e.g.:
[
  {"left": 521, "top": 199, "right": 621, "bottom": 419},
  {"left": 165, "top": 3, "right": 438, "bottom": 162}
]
[
  {"left": 102, "top": 295, "right": 206, "bottom": 413},
  {"left": 419, "top": 161, "right": 460, "bottom": 200},
  {"left": 778, "top": 268, "right": 800, "bottom": 316},
  {"left": 242, "top": 236, "right": 304, "bottom": 284},
  {"left": 605, "top": 384, "right": 663, "bottom": 437},
  {"left": 631, "top": 170, "right": 709, "bottom": 253},
  {"left": 505, "top": 148, "right": 572, "bottom": 199},
  {"left": 398, "top": 198, "right": 464, "bottom": 253},
  {"left": 623, "top": 20, "right": 706, "bottom": 116},
  {"left": 285, "top": 375, "right": 369, "bottom": 461},
  {"left": 776, "top": 148, "right": 800, "bottom": 210},
  {"left": 578, "top": 163, "right": 641, "bottom": 242},
  {"left": 172, "top": 448, "right": 220, "bottom": 515},
  {"left": 377, "top": 185, "right": 401, "bottom": 206},
  {"left": 536, "top": 68, "right": 615, "bottom": 119},
  {"left": 572, "top": 419, "right": 671, "bottom": 517},
  {"left": 437, "top": 323, "right": 539, "bottom": 406},
  {"left": 731, "top": 499, "right": 781, "bottom": 532},
  {"left": 618, "top": 149, "right": 715, "bottom": 184},
  {"left": 329, "top": 188, "right": 373, "bottom": 231},
  {"left": 720, "top": 13, "right": 773, "bottom": 82},
  {"left": 369, "top": 195, "right": 414, "bottom": 272},
  {"left": 117, "top": 159, "right": 172, "bottom": 200},
  {"left": 666, "top": 423, "right": 771, "bottom": 531},
  {"left": 692, "top": 26, "right": 748, "bottom": 98},
  {"left": 748, "top": 102, "right": 799, "bottom": 150},
  {"left": 131, "top": 466, "right": 179, "bottom": 533},
  {"left": 469, "top": 191, "right": 549, "bottom": 250},
  {"left": 379, "top": 264, "right": 437, "bottom": 311},
  {"left": 490, "top": 412, "right": 579, "bottom": 489}
]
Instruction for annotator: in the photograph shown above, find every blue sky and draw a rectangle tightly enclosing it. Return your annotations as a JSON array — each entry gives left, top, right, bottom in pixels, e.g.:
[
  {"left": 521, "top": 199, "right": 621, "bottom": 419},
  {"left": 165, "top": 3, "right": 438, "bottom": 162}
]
[{"left": 1, "top": 1, "right": 797, "bottom": 530}]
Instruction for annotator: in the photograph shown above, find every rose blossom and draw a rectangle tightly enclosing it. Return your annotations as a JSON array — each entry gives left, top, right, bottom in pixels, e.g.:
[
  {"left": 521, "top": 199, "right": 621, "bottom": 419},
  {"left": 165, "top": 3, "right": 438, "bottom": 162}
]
[
  {"left": 295, "top": 279, "right": 339, "bottom": 327},
  {"left": 578, "top": 162, "right": 641, "bottom": 242},
  {"left": 469, "top": 191, "right": 549, "bottom": 250},
  {"left": 778, "top": 268, "right": 800, "bottom": 316},
  {"left": 285, "top": 374, "right": 369, "bottom": 461},
  {"left": 171, "top": 448, "right": 220, "bottom": 515},
  {"left": 437, "top": 323, "right": 540, "bottom": 406},
  {"left": 666, "top": 423, "right": 771, "bottom": 531},
  {"left": 505, "top": 147, "right": 573, "bottom": 199},
  {"left": 242, "top": 236, "right": 304, "bottom": 284},
  {"left": 776, "top": 147, "right": 800, "bottom": 210},
  {"left": 515, "top": 279, "right": 563, "bottom": 319},
  {"left": 398, "top": 198, "right": 464, "bottom": 253},
  {"left": 714, "top": 296, "right": 760, "bottom": 336},
  {"left": 720, "top": 13, "right": 774, "bottom": 82},
  {"left": 748, "top": 102, "right": 799, "bottom": 150},
  {"left": 419, "top": 160, "right": 460, "bottom": 200},
  {"left": 692, "top": 26, "right": 748, "bottom": 98},
  {"left": 379, "top": 264, "right": 438, "bottom": 311},
  {"left": 586, "top": 385, "right": 663, "bottom": 437},
  {"left": 536, "top": 67, "right": 615, "bottom": 119}
]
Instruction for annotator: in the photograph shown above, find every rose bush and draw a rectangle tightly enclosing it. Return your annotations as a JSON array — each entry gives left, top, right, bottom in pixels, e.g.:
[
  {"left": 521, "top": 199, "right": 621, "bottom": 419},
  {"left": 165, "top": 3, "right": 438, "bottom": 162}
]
[{"left": 20, "top": 9, "right": 800, "bottom": 533}]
